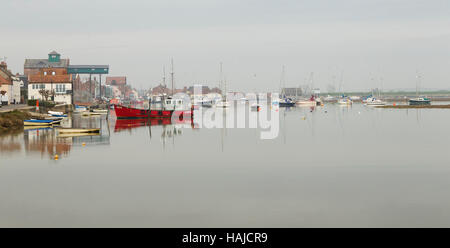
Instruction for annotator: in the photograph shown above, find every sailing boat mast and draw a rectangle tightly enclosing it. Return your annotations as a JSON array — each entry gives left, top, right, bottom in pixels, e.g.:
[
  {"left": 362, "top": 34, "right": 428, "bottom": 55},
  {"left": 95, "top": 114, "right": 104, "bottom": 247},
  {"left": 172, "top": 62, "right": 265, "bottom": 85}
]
[
  {"left": 224, "top": 76, "right": 227, "bottom": 101},
  {"left": 171, "top": 58, "right": 174, "bottom": 96},
  {"left": 219, "top": 62, "right": 223, "bottom": 96},
  {"left": 416, "top": 70, "right": 421, "bottom": 97},
  {"left": 162, "top": 66, "right": 166, "bottom": 87},
  {"left": 280, "top": 65, "right": 286, "bottom": 97}
]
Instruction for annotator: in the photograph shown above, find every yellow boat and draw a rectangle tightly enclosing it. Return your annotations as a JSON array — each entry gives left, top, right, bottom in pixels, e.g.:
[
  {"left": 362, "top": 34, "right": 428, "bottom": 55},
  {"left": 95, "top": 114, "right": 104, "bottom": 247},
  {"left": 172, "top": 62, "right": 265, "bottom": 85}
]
[
  {"left": 57, "top": 133, "right": 100, "bottom": 138},
  {"left": 57, "top": 128, "right": 100, "bottom": 134}
]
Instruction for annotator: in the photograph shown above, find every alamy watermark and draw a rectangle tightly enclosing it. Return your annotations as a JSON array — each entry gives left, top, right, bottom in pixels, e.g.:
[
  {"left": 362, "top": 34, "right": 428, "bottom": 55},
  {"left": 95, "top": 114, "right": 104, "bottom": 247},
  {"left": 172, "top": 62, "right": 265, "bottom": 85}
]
[{"left": 171, "top": 86, "right": 280, "bottom": 140}]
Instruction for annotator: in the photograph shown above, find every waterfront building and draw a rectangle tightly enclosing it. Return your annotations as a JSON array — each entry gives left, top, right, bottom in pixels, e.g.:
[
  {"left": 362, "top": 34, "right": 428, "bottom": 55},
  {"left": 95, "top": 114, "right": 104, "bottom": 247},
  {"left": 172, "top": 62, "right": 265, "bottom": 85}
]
[
  {"left": 28, "top": 67, "right": 72, "bottom": 104},
  {"left": 24, "top": 51, "right": 69, "bottom": 77},
  {"left": 0, "top": 62, "right": 22, "bottom": 104}
]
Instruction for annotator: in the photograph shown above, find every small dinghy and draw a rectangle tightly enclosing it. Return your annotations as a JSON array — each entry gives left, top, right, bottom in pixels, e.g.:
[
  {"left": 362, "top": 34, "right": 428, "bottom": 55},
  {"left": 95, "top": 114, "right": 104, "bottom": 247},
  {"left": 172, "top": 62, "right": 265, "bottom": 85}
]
[
  {"left": 92, "top": 109, "right": 108, "bottom": 114},
  {"left": 57, "top": 128, "right": 100, "bottom": 134},
  {"left": 48, "top": 111, "right": 63, "bottom": 115},
  {"left": 57, "top": 133, "right": 100, "bottom": 138},
  {"left": 24, "top": 119, "right": 56, "bottom": 126}
]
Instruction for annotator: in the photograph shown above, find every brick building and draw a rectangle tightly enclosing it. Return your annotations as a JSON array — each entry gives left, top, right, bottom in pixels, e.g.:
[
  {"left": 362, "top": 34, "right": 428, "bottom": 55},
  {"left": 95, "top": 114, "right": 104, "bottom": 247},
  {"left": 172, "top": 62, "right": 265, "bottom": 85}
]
[{"left": 24, "top": 51, "right": 69, "bottom": 77}]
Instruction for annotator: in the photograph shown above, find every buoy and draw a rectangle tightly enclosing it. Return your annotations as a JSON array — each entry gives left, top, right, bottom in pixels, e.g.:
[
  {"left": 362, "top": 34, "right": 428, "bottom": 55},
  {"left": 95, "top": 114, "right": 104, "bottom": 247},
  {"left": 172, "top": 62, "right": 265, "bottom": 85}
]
[
  {"left": 393, "top": 102, "right": 396, "bottom": 106},
  {"left": 54, "top": 154, "right": 59, "bottom": 160}
]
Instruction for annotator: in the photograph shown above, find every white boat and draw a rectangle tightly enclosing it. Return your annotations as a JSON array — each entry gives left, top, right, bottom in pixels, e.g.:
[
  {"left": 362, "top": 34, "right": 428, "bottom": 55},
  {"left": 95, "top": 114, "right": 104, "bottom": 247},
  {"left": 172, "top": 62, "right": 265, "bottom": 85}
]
[
  {"left": 365, "top": 98, "right": 386, "bottom": 106},
  {"left": 92, "top": 109, "right": 108, "bottom": 114},
  {"left": 296, "top": 99, "right": 316, "bottom": 106},
  {"left": 337, "top": 98, "right": 353, "bottom": 105},
  {"left": 409, "top": 97, "right": 431, "bottom": 105},
  {"left": 48, "top": 111, "right": 64, "bottom": 116},
  {"left": 323, "top": 95, "right": 336, "bottom": 102},
  {"left": 74, "top": 105, "right": 88, "bottom": 113}
]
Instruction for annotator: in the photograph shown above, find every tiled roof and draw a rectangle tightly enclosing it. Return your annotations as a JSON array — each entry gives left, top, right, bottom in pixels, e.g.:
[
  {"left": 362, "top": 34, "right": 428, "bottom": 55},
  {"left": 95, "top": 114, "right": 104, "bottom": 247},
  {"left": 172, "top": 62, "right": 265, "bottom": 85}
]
[{"left": 24, "top": 59, "right": 69, "bottom": 69}]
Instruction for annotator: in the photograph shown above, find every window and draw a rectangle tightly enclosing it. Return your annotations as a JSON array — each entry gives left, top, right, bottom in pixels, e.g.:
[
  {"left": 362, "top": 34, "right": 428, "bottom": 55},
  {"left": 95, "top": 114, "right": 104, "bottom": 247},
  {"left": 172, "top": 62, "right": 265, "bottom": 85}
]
[
  {"left": 55, "top": 84, "right": 66, "bottom": 93},
  {"left": 52, "top": 71, "right": 56, "bottom": 75},
  {"left": 44, "top": 72, "right": 47, "bottom": 75}
]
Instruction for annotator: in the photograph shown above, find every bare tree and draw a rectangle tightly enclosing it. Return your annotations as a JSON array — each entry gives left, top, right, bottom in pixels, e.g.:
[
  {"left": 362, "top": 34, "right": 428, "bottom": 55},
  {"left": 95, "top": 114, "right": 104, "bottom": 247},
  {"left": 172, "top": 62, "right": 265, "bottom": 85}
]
[{"left": 38, "top": 89, "right": 54, "bottom": 101}]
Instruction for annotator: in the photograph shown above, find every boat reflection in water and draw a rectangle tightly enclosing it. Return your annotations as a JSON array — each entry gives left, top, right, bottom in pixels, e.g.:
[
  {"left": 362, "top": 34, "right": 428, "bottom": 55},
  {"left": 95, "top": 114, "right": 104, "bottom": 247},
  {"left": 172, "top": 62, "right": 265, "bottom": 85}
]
[
  {"left": 114, "top": 117, "right": 196, "bottom": 147},
  {"left": 0, "top": 115, "right": 111, "bottom": 161}
]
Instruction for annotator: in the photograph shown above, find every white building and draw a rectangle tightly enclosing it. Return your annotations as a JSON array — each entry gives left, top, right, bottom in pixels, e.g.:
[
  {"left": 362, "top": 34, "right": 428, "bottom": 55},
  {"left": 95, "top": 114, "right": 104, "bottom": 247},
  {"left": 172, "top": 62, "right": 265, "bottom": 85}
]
[
  {"left": 28, "top": 68, "right": 72, "bottom": 105},
  {"left": 0, "top": 62, "right": 21, "bottom": 104},
  {"left": 28, "top": 82, "right": 72, "bottom": 104}
]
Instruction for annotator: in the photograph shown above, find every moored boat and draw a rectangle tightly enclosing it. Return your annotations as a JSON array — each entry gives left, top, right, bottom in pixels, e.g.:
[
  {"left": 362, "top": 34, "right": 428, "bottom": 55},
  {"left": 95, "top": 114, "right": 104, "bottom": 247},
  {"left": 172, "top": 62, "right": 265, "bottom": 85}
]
[
  {"left": 337, "top": 98, "right": 353, "bottom": 105},
  {"left": 296, "top": 95, "right": 317, "bottom": 106},
  {"left": 93, "top": 109, "right": 108, "bottom": 114},
  {"left": 57, "top": 128, "right": 100, "bottom": 134},
  {"left": 24, "top": 119, "right": 57, "bottom": 126},
  {"left": 279, "top": 97, "right": 295, "bottom": 107},
  {"left": 113, "top": 104, "right": 192, "bottom": 119},
  {"left": 365, "top": 97, "right": 387, "bottom": 106},
  {"left": 409, "top": 97, "right": 431, "bottom": 105}
]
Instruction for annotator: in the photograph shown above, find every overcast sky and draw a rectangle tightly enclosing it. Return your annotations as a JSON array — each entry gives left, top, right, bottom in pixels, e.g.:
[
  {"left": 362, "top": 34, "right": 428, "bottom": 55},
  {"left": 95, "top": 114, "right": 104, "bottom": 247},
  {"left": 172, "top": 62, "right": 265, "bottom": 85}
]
[{"left": 1, "top": 0, "right": 450, "bottom": 92}]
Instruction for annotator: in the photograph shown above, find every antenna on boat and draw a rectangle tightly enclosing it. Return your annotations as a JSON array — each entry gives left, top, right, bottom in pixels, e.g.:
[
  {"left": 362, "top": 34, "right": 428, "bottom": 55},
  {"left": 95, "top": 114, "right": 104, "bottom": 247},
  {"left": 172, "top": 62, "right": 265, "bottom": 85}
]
[{"left": 162, "top": 66, "right": 166, "bottom": 87}]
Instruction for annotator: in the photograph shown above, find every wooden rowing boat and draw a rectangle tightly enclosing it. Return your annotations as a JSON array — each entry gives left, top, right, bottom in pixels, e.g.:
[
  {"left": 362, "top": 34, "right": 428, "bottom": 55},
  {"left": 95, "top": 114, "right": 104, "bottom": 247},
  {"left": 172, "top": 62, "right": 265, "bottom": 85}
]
[
  {"left": 24, "top": 119, "right": 56, "bottom": 126},
  {"left": 57, "top": 128, "right": 100, "bottom": 134},
  {"left": 57, "top": 133, "right": 100, "bottom": 138}
]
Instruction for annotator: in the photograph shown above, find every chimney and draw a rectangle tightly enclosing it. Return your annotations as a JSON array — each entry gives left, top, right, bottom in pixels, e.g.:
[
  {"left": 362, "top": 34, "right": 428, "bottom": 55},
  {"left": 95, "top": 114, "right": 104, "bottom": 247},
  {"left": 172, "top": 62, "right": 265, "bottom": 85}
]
[{"left": 0, "top": 61, "right": 6, "bottom": 70}]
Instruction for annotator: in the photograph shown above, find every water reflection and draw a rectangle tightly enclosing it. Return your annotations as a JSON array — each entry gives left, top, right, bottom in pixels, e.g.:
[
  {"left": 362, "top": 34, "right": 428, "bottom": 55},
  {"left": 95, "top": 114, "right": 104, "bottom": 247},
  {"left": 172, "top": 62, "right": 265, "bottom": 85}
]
[{"left": 0, "top": 114, "right": 111, "bottom": 160}]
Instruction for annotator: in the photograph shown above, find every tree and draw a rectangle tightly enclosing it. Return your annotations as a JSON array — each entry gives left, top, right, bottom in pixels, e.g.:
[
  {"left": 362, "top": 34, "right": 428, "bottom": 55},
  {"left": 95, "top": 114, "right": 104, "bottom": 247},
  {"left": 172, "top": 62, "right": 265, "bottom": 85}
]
[
  {"left": 38, "top": 89, "right": 55, "bottom": 101},
  {"left": 0, "top": 90, "right": 6, "bottom": 96}
]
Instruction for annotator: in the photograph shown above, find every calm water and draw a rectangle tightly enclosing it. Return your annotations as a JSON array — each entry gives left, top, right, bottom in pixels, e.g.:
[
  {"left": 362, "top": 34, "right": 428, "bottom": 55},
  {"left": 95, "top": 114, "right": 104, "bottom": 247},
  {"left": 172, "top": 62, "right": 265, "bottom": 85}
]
[{"left": 1, "top": 104, "right": 450, "bottom": 227}]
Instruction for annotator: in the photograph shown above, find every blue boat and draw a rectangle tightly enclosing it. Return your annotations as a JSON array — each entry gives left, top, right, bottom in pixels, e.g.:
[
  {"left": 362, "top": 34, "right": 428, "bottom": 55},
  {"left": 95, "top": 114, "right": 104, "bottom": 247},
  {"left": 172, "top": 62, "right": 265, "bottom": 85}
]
[{"left": 23, "top": 119, "right": 56, "bottom": 126}]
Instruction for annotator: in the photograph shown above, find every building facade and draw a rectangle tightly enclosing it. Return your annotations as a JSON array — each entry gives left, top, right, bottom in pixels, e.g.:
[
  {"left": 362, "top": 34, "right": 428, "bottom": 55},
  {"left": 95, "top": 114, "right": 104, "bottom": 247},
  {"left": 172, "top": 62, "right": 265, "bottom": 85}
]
[
  {"left": 28, "top": 68, "right": 72, "bottom": 104},
  {"left": 24, "top": 51, "right": 69, "bottom": 77},
  {"left": 0, "top": 62, "right": 22, "bottom": 104},
  {"left": 25, "top": 51, "right": 72, "bottom": 104}
]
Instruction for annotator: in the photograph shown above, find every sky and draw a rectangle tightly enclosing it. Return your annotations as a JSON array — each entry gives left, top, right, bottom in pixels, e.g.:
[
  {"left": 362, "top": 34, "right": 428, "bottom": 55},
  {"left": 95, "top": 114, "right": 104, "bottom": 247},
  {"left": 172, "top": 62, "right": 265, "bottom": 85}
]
[{"left": 1, "top": 0, "right": 450, "bottom": 92}]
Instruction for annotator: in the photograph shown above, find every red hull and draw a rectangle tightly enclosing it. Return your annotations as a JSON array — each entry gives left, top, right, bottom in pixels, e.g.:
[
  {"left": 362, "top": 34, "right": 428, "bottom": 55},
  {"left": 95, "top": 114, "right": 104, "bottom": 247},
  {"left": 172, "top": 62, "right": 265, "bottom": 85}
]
[{"left": 113, "top": 104, "right": 191, "bottom": 119}]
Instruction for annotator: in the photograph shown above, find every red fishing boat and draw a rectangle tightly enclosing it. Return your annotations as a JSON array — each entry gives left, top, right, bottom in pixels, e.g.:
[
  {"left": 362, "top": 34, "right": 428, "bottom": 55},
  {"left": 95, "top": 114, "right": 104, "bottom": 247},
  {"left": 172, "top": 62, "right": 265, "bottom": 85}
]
[
  {"left": 113, "top": 104, "right": 192, "bottom": 119},
  {"left": 114, "top": 117, "right": 194, "bottom": 133}
]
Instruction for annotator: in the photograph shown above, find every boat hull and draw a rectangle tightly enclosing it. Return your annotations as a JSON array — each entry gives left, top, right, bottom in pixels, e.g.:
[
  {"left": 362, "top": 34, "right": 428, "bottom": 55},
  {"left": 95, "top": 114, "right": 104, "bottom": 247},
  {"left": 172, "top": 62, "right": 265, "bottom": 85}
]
[
  {"left": 58, "top": 128, "right": 100, "bottom": 134},
  {"left": 113, "top": 104, "right": 191, "bottom": 119},
  {"left": 279, "top": 102, "right": 295, "bottom": 107},
  {"left": 24, "top": 120, "right": 55, "bottom": 126},
  {"left": 409, "top": 100, "right": 431, "bottom": 105}
]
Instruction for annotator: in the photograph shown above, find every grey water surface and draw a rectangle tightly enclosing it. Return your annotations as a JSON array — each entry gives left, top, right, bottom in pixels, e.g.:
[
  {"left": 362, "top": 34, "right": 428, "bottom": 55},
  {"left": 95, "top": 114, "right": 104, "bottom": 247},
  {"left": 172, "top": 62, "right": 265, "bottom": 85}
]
[{"left": 1, "top": 104, "right": 450, "bottom": 227}]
